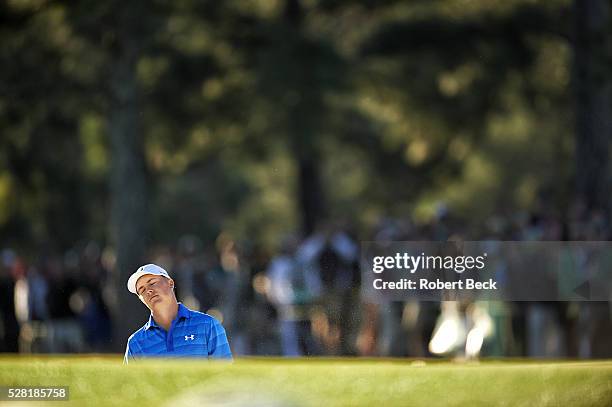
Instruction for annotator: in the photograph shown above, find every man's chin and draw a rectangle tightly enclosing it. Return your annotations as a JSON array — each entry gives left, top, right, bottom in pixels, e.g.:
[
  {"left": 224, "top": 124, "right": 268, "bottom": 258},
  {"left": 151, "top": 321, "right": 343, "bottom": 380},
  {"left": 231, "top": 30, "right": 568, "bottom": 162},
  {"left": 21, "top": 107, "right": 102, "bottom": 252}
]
[{"left": 145, "top": 295, "right": 163, "bottom": 308}]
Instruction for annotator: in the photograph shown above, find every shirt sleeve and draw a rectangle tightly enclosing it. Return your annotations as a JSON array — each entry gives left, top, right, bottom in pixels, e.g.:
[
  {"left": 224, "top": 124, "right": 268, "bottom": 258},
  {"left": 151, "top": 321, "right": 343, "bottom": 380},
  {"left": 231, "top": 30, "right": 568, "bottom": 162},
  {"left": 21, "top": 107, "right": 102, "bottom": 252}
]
[
  {"left": 207, "top": 318, "right": 233, "bottom": 359},
  {"left": 124, "top": 341, "right": 134, "bottom": 365}
]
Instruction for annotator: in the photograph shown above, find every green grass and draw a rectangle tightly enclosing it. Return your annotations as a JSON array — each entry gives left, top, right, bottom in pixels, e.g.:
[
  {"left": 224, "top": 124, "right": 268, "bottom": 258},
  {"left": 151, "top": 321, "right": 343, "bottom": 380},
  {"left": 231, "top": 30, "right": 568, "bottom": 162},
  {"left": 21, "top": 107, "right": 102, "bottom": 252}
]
[{"left": 0, "top": 357, "right": 611, "bottom": 406}]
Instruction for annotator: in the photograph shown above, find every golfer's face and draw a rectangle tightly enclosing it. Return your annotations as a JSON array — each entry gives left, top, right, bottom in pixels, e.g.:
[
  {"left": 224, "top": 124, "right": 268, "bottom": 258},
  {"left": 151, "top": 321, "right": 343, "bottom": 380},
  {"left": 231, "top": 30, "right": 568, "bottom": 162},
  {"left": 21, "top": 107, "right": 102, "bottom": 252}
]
[{"left": 135, "top": 274, "right": 174, "bottom": 308}]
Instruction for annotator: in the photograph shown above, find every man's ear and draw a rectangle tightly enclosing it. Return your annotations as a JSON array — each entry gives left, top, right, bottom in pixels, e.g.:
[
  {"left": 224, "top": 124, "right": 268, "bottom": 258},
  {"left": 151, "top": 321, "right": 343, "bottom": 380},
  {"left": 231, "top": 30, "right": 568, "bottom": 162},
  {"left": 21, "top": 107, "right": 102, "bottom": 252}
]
[{"left": 168, "top": 278, "right": 175, "bottom": 289}]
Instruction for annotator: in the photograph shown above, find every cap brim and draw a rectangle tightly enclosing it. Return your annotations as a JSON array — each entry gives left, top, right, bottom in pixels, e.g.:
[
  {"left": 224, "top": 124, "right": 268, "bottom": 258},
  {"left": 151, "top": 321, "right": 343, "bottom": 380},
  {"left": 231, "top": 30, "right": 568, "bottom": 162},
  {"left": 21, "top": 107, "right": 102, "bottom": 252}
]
[
  {"left": 127, "top": 270, "right": 153, "bottom": 294},
  {"left": 127, "top": 264, "right": 171, "bottom": 294}
]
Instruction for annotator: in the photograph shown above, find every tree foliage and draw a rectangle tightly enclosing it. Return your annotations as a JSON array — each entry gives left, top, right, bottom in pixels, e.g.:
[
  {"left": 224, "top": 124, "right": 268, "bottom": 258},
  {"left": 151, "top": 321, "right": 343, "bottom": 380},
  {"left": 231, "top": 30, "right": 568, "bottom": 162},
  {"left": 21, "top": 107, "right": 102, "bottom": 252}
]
[{"left": 2, "top": 0, "right": 606, "bottom": 254}]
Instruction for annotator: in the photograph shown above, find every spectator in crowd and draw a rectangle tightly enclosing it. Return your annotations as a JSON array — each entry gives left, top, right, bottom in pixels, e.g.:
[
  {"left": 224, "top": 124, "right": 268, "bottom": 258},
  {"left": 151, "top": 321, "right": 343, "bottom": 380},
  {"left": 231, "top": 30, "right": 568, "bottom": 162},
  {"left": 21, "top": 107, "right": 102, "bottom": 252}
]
[
  {"left": 266, "top": 235, "right": 321, "bottom": 356},
  {"left": 0, "top": 249, "right": 19, "bottom": 352}
]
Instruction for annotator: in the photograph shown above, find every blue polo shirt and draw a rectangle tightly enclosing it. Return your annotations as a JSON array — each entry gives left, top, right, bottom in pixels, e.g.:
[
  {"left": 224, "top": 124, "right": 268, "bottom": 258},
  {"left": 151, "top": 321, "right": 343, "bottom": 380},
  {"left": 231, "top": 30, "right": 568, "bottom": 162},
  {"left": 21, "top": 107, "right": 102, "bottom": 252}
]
[{"left": 124, "top": 303, "right": 232, "bottom": 364}]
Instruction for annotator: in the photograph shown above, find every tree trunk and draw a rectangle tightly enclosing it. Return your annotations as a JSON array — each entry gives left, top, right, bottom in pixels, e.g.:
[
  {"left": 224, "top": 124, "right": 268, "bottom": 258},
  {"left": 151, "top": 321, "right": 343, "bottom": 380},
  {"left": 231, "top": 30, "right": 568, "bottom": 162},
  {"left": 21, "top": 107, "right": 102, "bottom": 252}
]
[
  {"left": 296, "top": 154, "right": 326, "bottom": 236},
  {"left": 108, "top": 1, "right": 149, "bottom": 351},
  {"left": 284, "top": 0, "right": 327, "bottom": 236},
  {"left": 573, "top": 0, "right": 612, "bottom": 217}
]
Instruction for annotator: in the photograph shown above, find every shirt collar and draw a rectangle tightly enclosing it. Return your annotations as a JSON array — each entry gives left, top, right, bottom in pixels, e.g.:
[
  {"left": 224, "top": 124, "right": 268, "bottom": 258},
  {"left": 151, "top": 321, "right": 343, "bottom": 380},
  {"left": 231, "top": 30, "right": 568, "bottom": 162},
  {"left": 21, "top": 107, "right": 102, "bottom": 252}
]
[{"left": 144, "top": 302, "right": 190, "bottom": 330}]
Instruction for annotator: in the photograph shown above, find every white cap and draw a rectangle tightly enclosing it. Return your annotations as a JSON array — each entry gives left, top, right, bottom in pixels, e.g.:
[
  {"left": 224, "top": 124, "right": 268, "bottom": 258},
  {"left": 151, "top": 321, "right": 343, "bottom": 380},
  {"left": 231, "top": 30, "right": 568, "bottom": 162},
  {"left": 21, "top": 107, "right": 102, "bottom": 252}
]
[{"left": 127, "top": 264, "right": 171, "bottom": 294}]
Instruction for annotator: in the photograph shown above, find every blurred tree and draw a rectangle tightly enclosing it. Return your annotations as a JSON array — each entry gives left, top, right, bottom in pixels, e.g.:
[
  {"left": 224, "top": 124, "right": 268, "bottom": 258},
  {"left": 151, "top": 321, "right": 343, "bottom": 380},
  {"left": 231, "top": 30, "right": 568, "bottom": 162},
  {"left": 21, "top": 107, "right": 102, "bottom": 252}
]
[
  {"left": 104, "top": 0, "right": 152, "bottom": 351},
  {"left": 0, "top": 1, "right": 91, "bottom": 250},
  {"left": 246, "top": 0, "right": 350, "bottom": 236},
  {"left": 1, "top": 0, "right": 587, "bottom": 250},
  {"left": 342, "top": 0, "right": 574, "bottom": 223},
  {"left": 573, "top": 0, "right": 612, "bottom": 219}
]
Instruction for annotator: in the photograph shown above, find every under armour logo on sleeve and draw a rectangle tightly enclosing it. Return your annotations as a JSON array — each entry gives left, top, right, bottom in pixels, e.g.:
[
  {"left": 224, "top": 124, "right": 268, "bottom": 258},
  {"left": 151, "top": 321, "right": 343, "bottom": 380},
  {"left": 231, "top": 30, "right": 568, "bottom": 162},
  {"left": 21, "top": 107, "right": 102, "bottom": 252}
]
[{"left": 185, "top": 334, "right": 195, "bottom": 341}]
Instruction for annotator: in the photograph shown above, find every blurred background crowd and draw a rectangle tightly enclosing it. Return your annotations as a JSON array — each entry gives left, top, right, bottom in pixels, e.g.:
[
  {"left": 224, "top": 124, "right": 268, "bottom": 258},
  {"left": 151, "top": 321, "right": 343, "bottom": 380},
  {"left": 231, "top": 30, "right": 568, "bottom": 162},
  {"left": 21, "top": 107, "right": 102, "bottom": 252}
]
[
  {"left": 1, "top": 0, "right": 612, "bottom": 358},
  {"left": 2, "top": 201, "right": 611, "bottom": 358}
]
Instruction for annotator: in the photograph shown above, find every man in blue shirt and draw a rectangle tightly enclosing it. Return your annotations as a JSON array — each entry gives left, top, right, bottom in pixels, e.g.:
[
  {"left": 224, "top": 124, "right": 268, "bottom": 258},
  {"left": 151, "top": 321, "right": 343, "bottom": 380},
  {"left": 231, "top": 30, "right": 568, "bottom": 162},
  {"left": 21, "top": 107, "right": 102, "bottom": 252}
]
[{"left": 124, "top": 264, "right": 232, "bottom": 364}]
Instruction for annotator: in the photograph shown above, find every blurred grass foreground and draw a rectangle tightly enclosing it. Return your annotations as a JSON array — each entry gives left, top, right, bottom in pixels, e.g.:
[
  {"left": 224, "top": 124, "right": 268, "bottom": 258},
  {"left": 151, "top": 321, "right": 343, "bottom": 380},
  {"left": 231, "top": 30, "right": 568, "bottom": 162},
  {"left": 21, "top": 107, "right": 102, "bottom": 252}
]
[{"left": 0, "top": 357, "right": 611, "bottom": 406}]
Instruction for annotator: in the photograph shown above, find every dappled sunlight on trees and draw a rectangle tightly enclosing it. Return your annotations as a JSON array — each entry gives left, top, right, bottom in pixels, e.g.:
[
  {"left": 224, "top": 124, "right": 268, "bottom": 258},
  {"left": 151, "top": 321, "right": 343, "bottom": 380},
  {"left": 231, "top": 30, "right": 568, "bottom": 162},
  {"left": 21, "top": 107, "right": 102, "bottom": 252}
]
[{"left": 1, "top": 0, "right": 608, "bottom": 247}]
